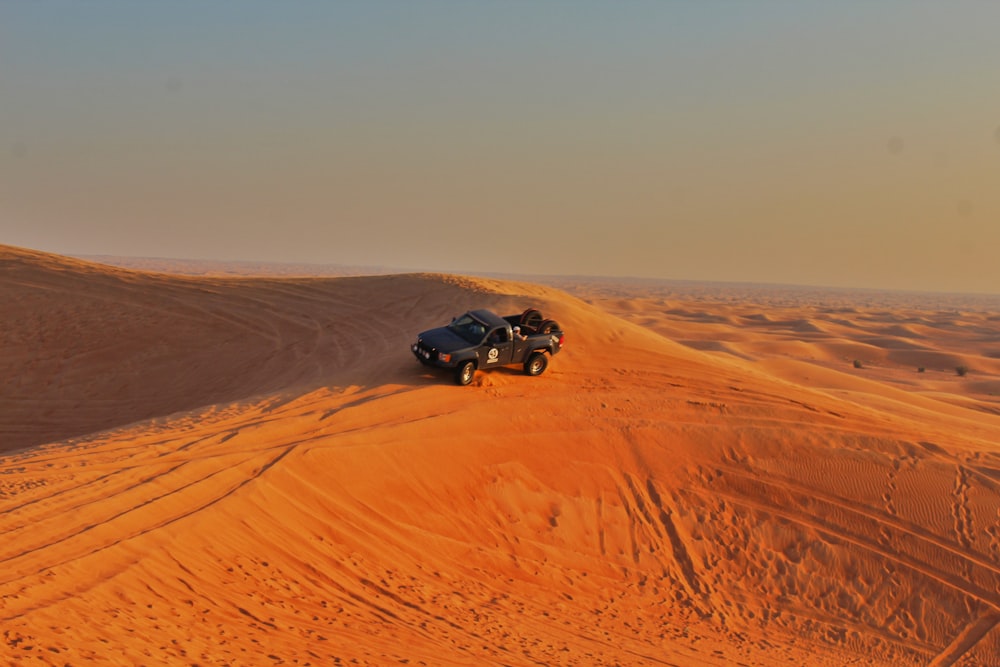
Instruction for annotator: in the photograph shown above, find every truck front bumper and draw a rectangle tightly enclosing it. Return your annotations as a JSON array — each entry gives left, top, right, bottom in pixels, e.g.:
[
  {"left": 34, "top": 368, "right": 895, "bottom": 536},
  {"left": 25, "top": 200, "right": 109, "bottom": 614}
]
[{"left": 411, "top": 342, "right": 456, "bottom": 368}]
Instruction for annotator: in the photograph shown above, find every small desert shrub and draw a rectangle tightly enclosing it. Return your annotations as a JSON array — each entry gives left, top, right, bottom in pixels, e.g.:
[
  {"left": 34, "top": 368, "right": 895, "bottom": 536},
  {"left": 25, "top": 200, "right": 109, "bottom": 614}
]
[
  {"left": 956, "top": 365, "right": 968, "bottom": 377},
  {"left": 853, "top": 359, "right": 864, "bottom": 369},
  {"left": 917, "top": 367, "right": 925, "bottom": 373}
]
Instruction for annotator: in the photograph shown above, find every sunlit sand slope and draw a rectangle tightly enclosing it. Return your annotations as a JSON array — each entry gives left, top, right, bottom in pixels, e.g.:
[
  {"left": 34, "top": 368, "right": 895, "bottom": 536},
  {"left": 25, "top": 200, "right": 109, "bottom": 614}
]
[{"left": 2, "top": 246, "right": 999, "bottom": 666}]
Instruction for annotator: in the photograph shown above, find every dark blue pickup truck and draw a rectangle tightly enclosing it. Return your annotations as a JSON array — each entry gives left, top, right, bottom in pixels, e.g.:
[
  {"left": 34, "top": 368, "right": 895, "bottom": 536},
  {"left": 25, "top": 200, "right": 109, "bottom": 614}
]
[{"left": 412, "top": 308, "right": 565, "bottom": 385}]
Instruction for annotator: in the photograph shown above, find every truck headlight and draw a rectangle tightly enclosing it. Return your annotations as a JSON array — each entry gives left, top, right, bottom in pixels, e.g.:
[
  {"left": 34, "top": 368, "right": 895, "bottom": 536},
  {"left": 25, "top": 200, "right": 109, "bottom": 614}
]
[{"left": 438, "top": 353, "right": 451, "bottom": 363}]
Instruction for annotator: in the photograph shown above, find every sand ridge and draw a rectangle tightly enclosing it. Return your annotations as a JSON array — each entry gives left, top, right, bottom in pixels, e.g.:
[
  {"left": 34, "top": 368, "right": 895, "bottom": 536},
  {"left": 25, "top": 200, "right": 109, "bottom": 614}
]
[{"left": 2, "top": 245, "right": 1000, "bottom": 665}]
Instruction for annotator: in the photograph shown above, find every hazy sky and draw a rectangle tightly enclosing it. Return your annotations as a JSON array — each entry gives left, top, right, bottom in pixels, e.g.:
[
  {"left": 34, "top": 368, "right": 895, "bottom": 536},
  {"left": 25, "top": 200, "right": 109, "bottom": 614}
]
[{"left": 3, "top": 2, "right": 999, "bottom": 292}]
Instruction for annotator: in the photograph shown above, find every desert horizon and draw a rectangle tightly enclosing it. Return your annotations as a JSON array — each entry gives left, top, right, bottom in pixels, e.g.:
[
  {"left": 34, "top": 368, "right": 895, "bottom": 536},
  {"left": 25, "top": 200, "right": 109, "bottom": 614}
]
[
  {"left": 79, "top": 253, "right": 1000, "bottom": 304},
  {"left": 3, "top": 243, "right": 999, "bottom": 665}
]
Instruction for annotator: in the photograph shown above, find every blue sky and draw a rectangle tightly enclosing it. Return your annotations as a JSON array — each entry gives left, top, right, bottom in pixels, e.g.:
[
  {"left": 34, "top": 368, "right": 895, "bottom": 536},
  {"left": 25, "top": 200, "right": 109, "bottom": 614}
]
[{"left": 3, "top": 1, "right": 999, "bottom": 292}]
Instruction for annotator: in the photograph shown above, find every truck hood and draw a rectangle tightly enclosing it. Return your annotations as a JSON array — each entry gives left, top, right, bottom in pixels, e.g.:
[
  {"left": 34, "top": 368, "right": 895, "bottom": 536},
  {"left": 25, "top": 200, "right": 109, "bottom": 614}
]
[{"left": 416, "top": 326, "right": 475, "bottom": 352}]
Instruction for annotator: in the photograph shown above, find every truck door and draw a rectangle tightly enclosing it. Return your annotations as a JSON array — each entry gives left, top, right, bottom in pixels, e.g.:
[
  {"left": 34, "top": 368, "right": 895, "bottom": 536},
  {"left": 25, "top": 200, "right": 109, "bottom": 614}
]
[{"left": 480, "top": 327, "right": 513, "bottom": 367}]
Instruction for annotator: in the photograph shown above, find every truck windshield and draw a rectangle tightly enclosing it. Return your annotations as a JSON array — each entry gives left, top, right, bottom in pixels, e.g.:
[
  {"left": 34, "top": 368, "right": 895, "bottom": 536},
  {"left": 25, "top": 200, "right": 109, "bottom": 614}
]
[{"left": 448, "top": 314, "right": 488, "bottom": 344}]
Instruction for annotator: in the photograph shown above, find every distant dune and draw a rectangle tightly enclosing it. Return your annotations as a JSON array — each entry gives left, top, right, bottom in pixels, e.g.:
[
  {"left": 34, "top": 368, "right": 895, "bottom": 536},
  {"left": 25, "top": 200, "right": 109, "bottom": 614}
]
[{"left": 2, "top": 244, "right": 999, "bottom": 665}]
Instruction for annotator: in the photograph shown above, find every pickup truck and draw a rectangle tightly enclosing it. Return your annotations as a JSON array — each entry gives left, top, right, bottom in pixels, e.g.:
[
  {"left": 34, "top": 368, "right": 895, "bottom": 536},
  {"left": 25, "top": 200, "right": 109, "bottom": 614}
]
[{"left": 412, "top": 308, "right": 565, "bottom": 385}]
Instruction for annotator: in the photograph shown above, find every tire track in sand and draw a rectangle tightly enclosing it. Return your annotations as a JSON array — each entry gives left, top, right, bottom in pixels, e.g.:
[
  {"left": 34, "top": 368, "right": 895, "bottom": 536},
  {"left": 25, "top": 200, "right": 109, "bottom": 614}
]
[
  {"left": 952, "top": 465, "right": 973, "bottom": 551},
  {"left": 0, "top": 445, "right": 296, "bottom": 597},
  {"left": 927, "top": 611, "right": 1000, "bottom": 667},
  {"left": 701, "top": 466, "right": 1000, "bottom": 612}
]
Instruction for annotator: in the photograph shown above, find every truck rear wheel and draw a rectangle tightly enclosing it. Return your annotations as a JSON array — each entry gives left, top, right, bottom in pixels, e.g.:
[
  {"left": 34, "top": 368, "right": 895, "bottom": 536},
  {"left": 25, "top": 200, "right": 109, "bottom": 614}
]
[
  {"left": 455, "top": 361, "right": 476, "bottom": 386},
  {"left": 524, "top": 352, "right": 548, "bottom": 376}
]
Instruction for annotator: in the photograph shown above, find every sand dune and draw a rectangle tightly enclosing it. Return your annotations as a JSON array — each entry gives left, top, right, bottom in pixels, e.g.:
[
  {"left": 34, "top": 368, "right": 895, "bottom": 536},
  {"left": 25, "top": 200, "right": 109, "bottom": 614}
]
[{"left": 2, "top": 245, "right": 1000, "bottom": 665}]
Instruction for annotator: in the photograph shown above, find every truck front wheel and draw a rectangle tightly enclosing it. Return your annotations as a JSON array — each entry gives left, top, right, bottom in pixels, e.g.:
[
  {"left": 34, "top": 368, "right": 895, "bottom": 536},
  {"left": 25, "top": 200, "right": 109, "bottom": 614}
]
[
  {"left": 524, "top": 352, "right": 548, "bottom": 376},
  {"left": 455, "top": 361, "right": 476, "bottom": 386}
]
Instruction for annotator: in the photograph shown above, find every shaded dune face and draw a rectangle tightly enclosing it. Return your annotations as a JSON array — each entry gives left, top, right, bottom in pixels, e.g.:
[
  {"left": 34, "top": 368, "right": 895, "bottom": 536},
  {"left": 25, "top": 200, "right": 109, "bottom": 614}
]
[
  {"left": 2, "top": 245, "right": 1000, "bottom": 666},
  {"left": 0, "top": 246, "right": 553, "bottom": 452}
]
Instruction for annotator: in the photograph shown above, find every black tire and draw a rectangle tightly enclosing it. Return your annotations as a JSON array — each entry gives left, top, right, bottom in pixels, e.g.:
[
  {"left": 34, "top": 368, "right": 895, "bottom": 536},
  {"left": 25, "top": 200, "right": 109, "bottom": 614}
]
[
  {"left": 455, "top": 361, "right": 476, "bottom": 386},
  {"left": 524, "top": 352, "right": 548, "bottom": 376},
  {"left": 520, "top": 308, "right": 543, "bottom": 331},
  {"left": 537, "top": 319, "right": 560, "bottom": 335}
]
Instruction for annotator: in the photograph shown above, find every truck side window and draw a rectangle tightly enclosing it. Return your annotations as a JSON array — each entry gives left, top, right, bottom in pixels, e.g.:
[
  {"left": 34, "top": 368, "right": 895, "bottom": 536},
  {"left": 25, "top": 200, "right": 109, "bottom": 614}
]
[{"left": 489, "top": 328, "right": 509, "bottom": 344}]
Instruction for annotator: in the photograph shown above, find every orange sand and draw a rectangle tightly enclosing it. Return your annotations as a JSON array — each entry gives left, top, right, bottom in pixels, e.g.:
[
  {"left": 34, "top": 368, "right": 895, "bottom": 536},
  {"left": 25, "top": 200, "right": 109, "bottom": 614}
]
[{"left": 2, "top": 245, "right": 999, "bottom": 665}]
